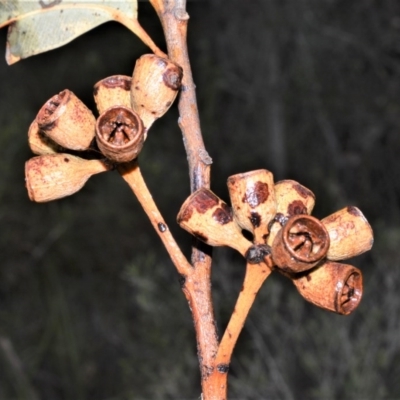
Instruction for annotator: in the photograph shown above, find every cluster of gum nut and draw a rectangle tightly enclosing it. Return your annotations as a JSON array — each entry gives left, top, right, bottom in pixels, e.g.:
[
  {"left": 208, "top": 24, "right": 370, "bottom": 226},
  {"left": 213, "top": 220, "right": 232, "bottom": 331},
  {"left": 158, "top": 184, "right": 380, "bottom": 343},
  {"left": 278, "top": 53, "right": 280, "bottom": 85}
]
[
  {"left": 177, "top": 172, "right": 374, "bottom": 315},
  {"left": 25, "top": 54, "right": 183, "bottom": 202},
  {"left": 24, "top": 53, "right": 374, "bottom": 316}
]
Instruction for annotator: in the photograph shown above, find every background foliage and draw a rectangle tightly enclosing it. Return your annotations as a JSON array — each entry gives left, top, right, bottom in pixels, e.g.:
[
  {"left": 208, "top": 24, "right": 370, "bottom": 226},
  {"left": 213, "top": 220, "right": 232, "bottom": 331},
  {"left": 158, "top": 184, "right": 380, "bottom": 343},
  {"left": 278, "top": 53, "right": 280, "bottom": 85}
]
[{"left": 1, "top": 1, "right": 400, "bottom": 399}]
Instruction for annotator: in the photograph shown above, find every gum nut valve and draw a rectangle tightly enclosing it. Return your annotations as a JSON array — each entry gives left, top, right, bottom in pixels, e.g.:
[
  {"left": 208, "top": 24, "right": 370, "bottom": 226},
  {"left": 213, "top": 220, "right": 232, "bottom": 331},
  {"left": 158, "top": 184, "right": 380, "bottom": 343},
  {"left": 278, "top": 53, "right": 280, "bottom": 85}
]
[
  {"left": 271, "top": 214, "right": 330, "bottom": 273},
  {"left": 95, "top": 106, "right": 145, "bottom": 163},
  {"left": 267, "top": 180, "right": 315, "bottom": 247}
]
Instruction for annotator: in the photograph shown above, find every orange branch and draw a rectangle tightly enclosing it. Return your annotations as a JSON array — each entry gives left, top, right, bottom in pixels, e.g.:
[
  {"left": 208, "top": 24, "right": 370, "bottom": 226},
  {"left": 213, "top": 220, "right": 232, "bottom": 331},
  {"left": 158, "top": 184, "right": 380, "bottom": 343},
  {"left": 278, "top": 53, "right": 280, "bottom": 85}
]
[
  {"left": 208, "top": 260, "right": 273, "bottom": 393},
  {"left": 118, "top": 160, "right": 192, "bottom": 277}
]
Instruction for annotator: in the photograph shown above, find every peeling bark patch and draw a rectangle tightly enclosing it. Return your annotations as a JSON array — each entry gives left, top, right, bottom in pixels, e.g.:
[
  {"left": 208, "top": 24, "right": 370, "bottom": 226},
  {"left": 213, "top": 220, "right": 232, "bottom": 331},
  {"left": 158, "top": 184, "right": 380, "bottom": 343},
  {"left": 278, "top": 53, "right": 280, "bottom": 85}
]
[
  {"left": 250, "top": 211, "right": 261, "bottom": 227},
  {"left": 212, "top": 204, "right": 232, "bottom": 225},
  {"left": 243, "top": 181, "right": 269, "bottom": 208},
  {"left": 347, "top": 206, "right": 361, "bottom": 216},
  {"left": 288, "top": 200, "right": 307, "bottom": 216},
  {"left": 293, "top": 183, "right": 314, "bottom": 199}
]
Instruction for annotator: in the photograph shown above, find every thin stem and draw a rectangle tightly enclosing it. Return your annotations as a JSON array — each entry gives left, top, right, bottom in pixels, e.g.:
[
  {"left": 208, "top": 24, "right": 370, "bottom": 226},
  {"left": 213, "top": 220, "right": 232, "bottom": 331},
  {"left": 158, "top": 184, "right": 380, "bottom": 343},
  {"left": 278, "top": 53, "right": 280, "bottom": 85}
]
[
  {"left": 116, "top": 14, "right": 167, "bottom": 59},
  {"left": 216, "top": 261, "right": 272, "bottom": 366},
  {"left": 119, "top": 159, "right": 220, "bottom": 398},
  {"left": 208, "top": 260, "right": 273, "bottom": 393},
  {"left": 118, "top": 160, "right": 192, "bottom": 276}
]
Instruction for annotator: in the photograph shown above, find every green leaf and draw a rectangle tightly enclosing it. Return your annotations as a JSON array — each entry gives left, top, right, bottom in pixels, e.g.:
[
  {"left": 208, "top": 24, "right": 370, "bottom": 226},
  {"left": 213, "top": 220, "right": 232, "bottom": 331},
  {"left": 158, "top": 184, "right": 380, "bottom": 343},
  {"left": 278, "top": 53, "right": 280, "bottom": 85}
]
[{"left": 0, "top": 0, "right": 139, "bottom": 64}]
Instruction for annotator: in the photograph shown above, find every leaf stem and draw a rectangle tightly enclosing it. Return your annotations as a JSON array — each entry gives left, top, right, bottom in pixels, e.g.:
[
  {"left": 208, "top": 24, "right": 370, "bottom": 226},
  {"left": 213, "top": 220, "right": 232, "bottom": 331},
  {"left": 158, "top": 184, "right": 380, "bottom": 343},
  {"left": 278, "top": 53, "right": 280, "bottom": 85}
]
[
  {"left": 207, "top": 260, "right": 272, "bottom": 394},
  {"left": 216, "top": 261, "right": 272, "bottom": 366},
  {"left": 118, "top": 160, "right": 192, "bottom": 276}
]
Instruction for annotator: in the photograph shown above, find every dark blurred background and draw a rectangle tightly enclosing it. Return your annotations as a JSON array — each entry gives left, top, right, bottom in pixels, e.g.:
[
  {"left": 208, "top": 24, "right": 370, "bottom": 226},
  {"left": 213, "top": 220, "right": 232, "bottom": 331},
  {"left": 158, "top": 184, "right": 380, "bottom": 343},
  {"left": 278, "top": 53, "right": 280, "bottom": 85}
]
[{"left": 1, "top": 1, "right": 400, "bottom": 399}]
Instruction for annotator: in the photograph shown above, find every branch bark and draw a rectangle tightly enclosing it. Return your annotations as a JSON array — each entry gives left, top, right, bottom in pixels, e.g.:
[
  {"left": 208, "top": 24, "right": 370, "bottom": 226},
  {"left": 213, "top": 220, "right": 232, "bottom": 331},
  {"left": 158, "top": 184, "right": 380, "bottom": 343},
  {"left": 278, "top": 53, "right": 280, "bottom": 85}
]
[{"left": 148, "top": 1, "right": 219, "bottom": 399}]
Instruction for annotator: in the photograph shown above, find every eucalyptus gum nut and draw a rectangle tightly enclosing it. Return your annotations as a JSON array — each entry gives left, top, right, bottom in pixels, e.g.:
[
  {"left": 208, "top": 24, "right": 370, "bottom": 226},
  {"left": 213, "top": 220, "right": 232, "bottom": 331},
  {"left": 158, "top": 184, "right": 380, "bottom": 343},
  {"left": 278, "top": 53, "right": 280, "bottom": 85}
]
[
  {"left": 227, "top": 169, "right": 276, "bottom": 244},
  {"left": 292, "top": 261, "right": 363, "bottom": 315},
  {"left": 25, "top": 154, "right": 110, "bottom": 202},
  {"left": 322, "top": 206, "right": 374, "bottom": 261},
  {"left": 96, "top": 106, "right": 145, "bottom": 163},
  {"left": 36, "top": 89, "right": 96, "bottom": 151},
  {"left": 93, "top": 75, "right": 132, "bottom": 115},
  {"left": 267, "top": 180, "right": 315, "bottom": 247},
  {"left": 177, "top": 188, "right": 252, "bottom": 255},
  {"left": 131, "top": 54, "right": 183, "bottom": 130},
  {"left": 271, "top": 214, "right": 330, "bottom": 273},
  {"left": 28, "top": 120, "right": 62, "bottom": 155}
]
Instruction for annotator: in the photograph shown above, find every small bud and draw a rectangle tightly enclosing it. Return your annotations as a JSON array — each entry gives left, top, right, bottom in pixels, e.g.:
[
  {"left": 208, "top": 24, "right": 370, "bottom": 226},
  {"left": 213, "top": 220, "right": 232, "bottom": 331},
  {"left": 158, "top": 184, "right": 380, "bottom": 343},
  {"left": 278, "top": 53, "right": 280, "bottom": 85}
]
[
  {"left": 267, "top": 180, "right": 315, "bottom": 247},
  {"left": 227, "top": 169, "right": 276, "bottom": 244},
  {"left": 36, "top": 90, "right": 96, "bottom": 151},
  {"left": 28, "top": 120, "right": 62, "bottom": 155},
  {"left": 93, "top": 75, "right": 132, "bottom": 115},
  {"left": 177, "top": 188, "right": 252, "bottom": 255},
  {"left": 131, "top": 54, "right": 183, "bottom": 130},
  {"left": 322, "top": 206, "right": 373, "bottom": 261},
  {"left": 292, "top": 261, "right": 363, "bottom": 315},
  {"left": 271, "top": 214, "right": 330, "bottom": 273},
  {"left": 25, "top": 154, "right": 110, "bottom": 202},
  {"left": 95, "top": 106, "right": 145, "bottom": 163}
]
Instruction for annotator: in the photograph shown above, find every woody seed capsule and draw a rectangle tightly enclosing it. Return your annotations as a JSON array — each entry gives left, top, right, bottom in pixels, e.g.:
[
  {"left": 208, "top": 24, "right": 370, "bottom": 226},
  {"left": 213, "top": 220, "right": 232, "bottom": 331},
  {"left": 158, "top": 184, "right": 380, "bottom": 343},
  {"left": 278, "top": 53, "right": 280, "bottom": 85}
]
[
  {"left": 28, "top": 120, "right": 62, "bottom": 155},
  {"left": 131, "top": 54, "right": 183, "bottom": 131},
  {"left": 96, "top": 106, "right": 145, "bottom": 163},
  {"left": 321, "top": 206, "right": 373, "bottom": 260},
  {"left": 25, "top": 154, "right": 110, "bottom": 202},
  {"left": 177, "top": 188, "right": 252, "bottom": 255},
  {"left": 292, "top": 261, "right": 363, "bottom": 315},
  {"left": 227, "top": 169, "right": 276, "bottom": 244},
  {"left": 36, "top": 90, "right": 96, "bottom": 151},
  {"left": 93, "top": 75, "right": 132, "bottom": 115},
  {"left": 271, "top": 214, "right": 330, "bottom": 273}
]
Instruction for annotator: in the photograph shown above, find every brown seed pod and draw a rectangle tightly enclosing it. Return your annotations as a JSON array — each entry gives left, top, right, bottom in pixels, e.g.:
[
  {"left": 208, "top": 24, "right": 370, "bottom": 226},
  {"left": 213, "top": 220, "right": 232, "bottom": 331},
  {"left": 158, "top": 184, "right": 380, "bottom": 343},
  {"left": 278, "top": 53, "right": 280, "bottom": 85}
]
[
  {"left": 292, "top": 261, "right": 363, "bottom": 315},
  {"left": 93, "top": 75, "right": 132, "bottom": 115},
  {"left": 25, "top": 154, "right": 111, "bottom": 202},
  {"left": 36, "top": 90, "right": 96, "bottom": 151},
  {"left": 321, "top": 206, "right": 373, "bottom": 261},
  {"left": 177, "top": 188, "right": 252, "bottom": 255},
  {"left": 28, "top": 120, "right": 63, "bottom": 155},
  {"left": 271, "top": 214, "right": 330, "bottom": 273},
  {"left": 95, "top": 106, "right": 145, "bottom": 163},
  {"left": 267, "top": 180, "right": 315, "bottom": 247},
  {"left": 131, "top": 54, "right": 183, "bottom": 130},
  {"left": 227, "top": 169, "right": 276, "bottom": 244}
]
